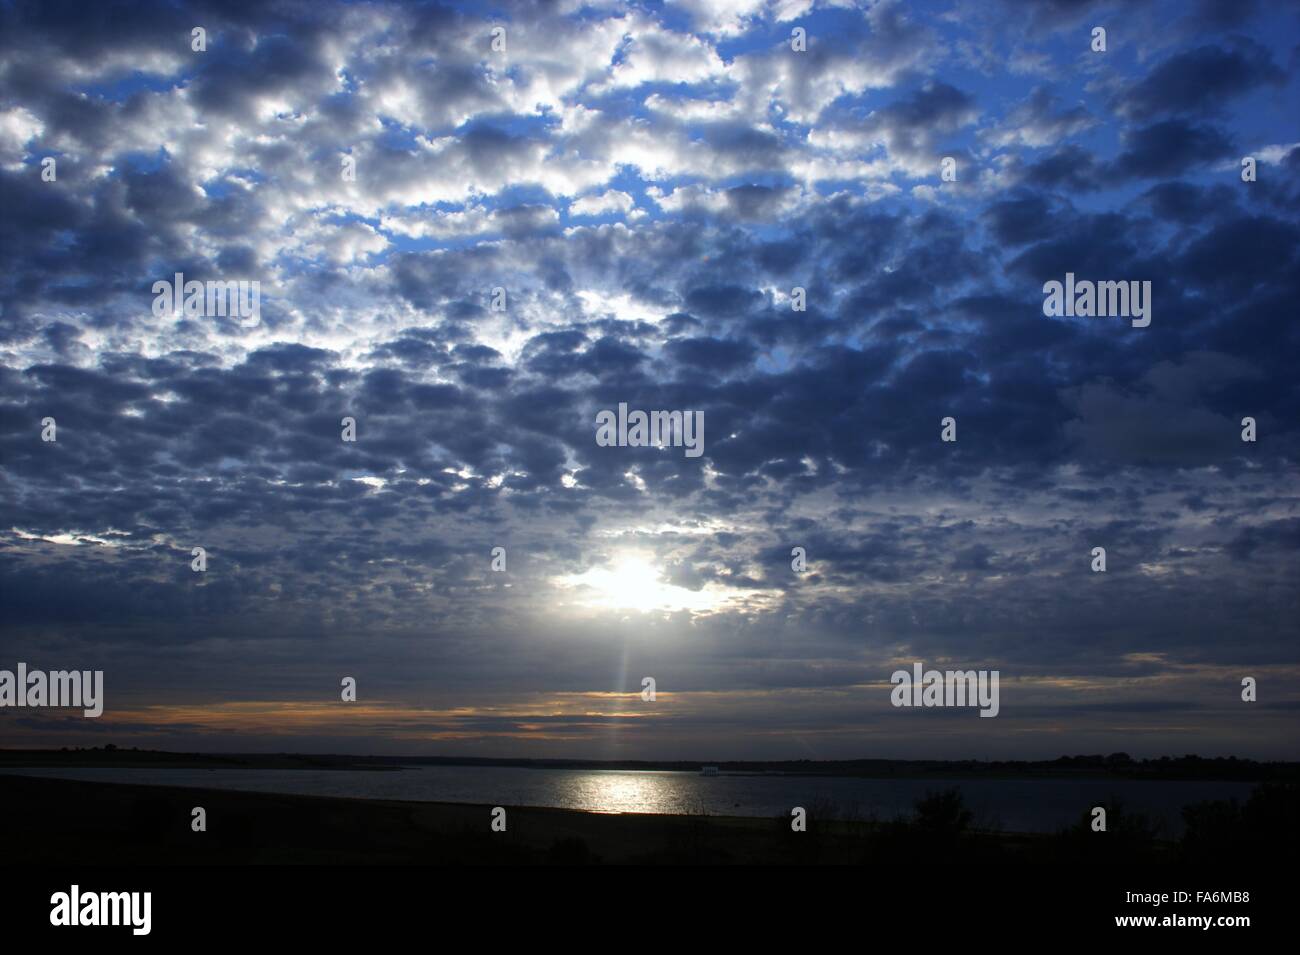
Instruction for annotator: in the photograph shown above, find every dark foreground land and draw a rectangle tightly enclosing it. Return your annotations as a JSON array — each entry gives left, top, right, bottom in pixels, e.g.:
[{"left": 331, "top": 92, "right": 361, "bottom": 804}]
[{"left": 3, "top": 773, "right": 1296, "bottom": 865}]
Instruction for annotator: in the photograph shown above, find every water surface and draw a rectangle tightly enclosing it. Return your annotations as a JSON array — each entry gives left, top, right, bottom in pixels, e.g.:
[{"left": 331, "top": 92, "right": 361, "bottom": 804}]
[{"left": 1, "top": 765, "right": 1257, "bottom": 835}]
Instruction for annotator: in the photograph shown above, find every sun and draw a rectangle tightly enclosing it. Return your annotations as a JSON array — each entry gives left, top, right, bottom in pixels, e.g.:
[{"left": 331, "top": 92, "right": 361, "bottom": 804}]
[
  {"left": 555, "top": 553, "right": 728, "bottom": 613},
  {"left": 586, "top": 556, "right": 666, "bottom": 611}
]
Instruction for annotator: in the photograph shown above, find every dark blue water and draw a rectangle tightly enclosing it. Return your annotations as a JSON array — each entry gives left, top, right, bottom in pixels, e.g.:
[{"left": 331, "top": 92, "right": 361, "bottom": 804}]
[{"left": 1, "top": 765, "right": 1258, "bottom": 835}]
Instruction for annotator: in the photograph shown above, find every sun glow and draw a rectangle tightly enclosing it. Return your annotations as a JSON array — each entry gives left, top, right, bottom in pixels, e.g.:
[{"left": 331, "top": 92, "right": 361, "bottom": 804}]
[{"left": 555, "top": 554, "right": 736, "bottom": 613}]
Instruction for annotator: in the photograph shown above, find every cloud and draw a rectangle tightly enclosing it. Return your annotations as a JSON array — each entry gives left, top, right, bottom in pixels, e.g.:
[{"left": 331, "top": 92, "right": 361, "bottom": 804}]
[
  {"left": 986, "top": 87, "right": 1095, "bottom": 149},
  {"left": 0, "top": 0, "right": 1297, "bottom": 760},
  {"left": 1115, "top": 40, "right": 1283, "bottom": 120}
]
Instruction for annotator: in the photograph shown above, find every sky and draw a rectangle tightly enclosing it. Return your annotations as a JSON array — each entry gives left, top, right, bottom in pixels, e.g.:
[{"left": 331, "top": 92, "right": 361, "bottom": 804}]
[{"left": 0, "top": 0, "right": 1297, "bottom": 761}]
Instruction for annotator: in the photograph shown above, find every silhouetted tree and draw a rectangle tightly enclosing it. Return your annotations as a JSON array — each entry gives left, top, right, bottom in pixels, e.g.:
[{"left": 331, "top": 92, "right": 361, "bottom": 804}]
[{"left": 913, "top": 788, "right": 973, "bottom": 838}]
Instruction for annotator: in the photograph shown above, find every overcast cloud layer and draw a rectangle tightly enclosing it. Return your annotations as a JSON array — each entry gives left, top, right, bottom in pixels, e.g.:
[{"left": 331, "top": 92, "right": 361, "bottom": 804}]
[{"left": 1, "top": 0, "right": 1298, "bottom": 760}]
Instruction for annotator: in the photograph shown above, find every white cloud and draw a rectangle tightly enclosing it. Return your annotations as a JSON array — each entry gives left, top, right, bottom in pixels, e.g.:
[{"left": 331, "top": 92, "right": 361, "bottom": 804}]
[
  {"left": 569, "top": 189, "right": 635, "bottom": 217},
  {"left": 0, "top": 106, "right": 43, "bottom": 168}
]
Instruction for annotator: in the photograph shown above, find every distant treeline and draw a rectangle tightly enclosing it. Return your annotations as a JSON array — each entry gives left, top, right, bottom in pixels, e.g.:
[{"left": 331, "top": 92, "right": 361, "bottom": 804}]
[{"left": 1, "top": 747, "right": 1297, "bottom": 781}]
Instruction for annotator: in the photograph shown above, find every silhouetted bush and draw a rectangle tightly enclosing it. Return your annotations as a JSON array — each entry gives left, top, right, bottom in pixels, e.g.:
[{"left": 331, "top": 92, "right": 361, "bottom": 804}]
[
  {"left": 1181, "top": 782, "right": 1300, "bottom": 863},
  {"left": 913, "top": 788, "right": 973, "bottom": 838},
  {"left": 1052, "top": 797, "right": 1164, "bottom": 863}
]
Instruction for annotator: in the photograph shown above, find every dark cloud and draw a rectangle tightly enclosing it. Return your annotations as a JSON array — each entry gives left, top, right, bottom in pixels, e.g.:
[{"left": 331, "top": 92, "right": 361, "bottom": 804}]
[
  {"left": 1117, "top": 41, "right": 1283, "bottom": 119},
  {"left": 1111, "top": 120, "right": 1236, "bottom": 179}
]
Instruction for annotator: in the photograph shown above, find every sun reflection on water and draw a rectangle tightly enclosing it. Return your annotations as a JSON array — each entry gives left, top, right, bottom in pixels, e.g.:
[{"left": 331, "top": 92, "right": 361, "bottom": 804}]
[{"left": 555, "top": 770, "right": 706, "bottom": 815}]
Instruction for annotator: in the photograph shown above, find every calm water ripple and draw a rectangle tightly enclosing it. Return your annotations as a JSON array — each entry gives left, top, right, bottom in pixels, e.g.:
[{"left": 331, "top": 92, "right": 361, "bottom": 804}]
[{"left": 1, "top": 765, "right": 1259, "bottom": 835}]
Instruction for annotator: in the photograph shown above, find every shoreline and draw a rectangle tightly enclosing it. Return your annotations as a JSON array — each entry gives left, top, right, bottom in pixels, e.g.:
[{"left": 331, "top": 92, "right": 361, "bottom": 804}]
[
  {"left": 0, "top": 769, "right": 1085, "bottom": 833},
  {"left": 7, "top": 770, "right": 1292, "bottom": 866},
  {"left": 1, "top": 773, "right": 1076, "bottom": 865}
]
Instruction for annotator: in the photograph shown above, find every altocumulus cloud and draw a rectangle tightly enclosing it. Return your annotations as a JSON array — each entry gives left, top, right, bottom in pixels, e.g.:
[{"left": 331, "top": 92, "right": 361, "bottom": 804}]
[{"left": 0, "top": 0, "right": 1298, "bottom": 759}]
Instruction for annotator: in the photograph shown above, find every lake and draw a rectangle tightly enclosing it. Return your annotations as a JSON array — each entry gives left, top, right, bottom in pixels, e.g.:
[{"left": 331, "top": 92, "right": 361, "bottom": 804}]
[{"left": 0, "top": 765, "right": 1259, "bottom": 835}]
